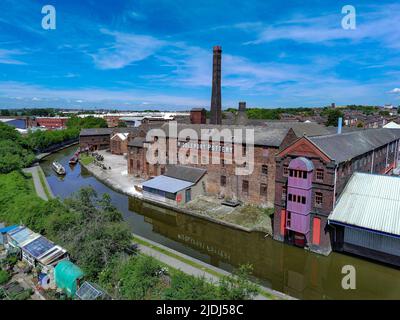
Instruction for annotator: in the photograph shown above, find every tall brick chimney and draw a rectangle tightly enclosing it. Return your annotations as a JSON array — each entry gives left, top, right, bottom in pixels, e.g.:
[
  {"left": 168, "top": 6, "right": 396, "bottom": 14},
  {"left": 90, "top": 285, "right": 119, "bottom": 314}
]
[
  {"left": 236, "top": 101, "right": 248, "bottom": 125},
  {"left": 210, "top": 46, "right": 222, "bottom": 125}
]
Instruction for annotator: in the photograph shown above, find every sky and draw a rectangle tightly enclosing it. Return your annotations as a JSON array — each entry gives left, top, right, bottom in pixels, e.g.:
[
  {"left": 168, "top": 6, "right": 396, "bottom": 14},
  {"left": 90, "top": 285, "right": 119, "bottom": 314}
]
[{"left": 0, "top": 0, "right": 399, "bottom": 110}]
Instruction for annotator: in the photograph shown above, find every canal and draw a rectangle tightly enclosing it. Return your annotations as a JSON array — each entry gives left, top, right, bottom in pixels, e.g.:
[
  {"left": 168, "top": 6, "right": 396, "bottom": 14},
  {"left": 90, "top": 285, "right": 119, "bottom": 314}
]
[{"left": 41, "top": 146, "right": 400, "bottom": 299}]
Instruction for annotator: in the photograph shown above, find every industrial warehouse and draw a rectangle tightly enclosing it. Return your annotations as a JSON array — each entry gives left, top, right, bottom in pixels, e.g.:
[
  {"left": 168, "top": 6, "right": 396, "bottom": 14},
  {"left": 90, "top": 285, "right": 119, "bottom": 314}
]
[{"left": 76, "top": 46, "right": 400, "bottom": 268}]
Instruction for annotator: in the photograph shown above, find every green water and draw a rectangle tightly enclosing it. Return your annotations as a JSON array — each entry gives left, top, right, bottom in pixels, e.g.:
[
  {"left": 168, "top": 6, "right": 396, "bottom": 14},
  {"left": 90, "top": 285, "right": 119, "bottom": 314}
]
[{"left": 41, "top": 146, "right": 400, "bottom": 300}]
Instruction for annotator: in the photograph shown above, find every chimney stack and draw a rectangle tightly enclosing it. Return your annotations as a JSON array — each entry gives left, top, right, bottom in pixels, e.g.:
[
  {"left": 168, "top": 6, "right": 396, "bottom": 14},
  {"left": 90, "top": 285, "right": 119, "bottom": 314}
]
[
  {"left": 337, "top": 117, "right": 343, "bottom": 134},
  {"left": 210, "top": 46, "right": 222, "bottom": 125},
  {"left": 236, "top": 101, "right": 248, "bottom": 125}
]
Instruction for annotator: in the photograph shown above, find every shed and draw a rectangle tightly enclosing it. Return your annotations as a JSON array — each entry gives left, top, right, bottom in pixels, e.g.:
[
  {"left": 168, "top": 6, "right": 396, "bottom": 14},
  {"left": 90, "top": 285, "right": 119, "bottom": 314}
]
[
  {"left": 329, "top": 172, "right": 400, "bottom": 266},
  {"left": 0, "top": 225, "right": 18, "bottom": 245},
  {"left": 54, "top": 260, "right": 84, "bottom": 297},
  {"left": 142, "top": 175, "right": 195, "bottom": 206},
  {"left": 75, "top": 281, "right": 108, "bottom": 300}
]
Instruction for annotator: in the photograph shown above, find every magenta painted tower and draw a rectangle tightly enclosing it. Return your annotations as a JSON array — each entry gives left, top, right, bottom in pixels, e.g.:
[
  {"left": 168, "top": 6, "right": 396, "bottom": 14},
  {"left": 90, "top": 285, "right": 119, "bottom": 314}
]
[{"left": 285, "top": 157, "right": 314, "bottom": 245}]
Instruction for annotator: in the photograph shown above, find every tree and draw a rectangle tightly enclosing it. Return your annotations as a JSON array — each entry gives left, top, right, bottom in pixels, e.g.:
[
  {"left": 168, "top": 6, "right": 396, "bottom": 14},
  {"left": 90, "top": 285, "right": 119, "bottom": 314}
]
[
  {"left": 49, "top": 187, "right": 131, "bottom": 279},
  {"left": 218, "top": 264, "right": 259, "bottom": 300},
  {"left": 324, "top": 109, "right": 344, "bottom": 127}
]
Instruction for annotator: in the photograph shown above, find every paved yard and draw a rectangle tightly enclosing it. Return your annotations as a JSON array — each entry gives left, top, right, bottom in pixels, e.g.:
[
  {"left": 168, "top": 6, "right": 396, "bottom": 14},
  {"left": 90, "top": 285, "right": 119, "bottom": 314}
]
[{"left": 84, "top": 150, "right": 144, "bottom": 197}]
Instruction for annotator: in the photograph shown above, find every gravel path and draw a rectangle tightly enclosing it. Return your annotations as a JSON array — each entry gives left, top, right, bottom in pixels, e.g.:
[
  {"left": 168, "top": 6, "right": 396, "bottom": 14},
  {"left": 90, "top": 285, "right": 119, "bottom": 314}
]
[
  {"left": 23, "top": 165, "right": 54, "bottom": 201},
  {"left": 133, "top": 234, "right": 295, "bottom": 300}
]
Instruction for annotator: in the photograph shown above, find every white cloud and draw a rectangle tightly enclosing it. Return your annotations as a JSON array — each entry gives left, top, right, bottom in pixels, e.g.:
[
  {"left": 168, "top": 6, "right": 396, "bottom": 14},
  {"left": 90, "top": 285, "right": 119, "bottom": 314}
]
[
  {"left": 390, "top": 88, "right": 400, "bottom": 94},
  {"left": 90, "top": 29, "right": 166, "bottom": 69},
  {"left": 0, "top": 49, "right": 26, "bottom": 65},
  {"left": 240, "top": 4, "right": 400, "bottom": 49}
]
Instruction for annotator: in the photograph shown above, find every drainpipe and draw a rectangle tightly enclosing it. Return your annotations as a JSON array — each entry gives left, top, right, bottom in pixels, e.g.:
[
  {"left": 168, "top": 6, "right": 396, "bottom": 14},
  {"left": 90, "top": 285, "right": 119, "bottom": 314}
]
[
  {"left": 333, "top": 165, "right": 338, "bottom": 207},
  {"left": 385, "top": 143, "right": 389, "bottom": 172},
  {"left": 371, "top": 149, "right": 375, "bottom": 173}
]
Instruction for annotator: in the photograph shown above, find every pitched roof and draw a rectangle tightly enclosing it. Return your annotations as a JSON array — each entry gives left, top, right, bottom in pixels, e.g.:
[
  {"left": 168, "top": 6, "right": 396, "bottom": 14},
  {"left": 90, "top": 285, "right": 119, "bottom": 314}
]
[
  {"left": 164, "top": 165, "right": 207, "bottom": 183},
  {"left": 128, "top": 137, "right": 146, "bottom": 147},
  {"left": 80, "top": 128, "right": 113, "bottom": 136},
  {"left": 143, "top": 175, "right": 193, "bottom": 193},
  {"left": 329, "top": 172, "right": 400, "bottom": 237},
  {"left": 263, "top": 121, "right": 331, "bottom": 137},
  {"left": 159, "top": 123, "right": 289, "bottom": 147},
  {"left": 309, "top": 128, "right": 400, "bottom": 163}
]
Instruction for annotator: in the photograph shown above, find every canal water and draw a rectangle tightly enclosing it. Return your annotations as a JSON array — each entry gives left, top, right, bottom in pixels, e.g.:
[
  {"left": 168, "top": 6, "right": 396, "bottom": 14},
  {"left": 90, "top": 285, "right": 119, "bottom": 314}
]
[{"left": 41, "top": 146, "right": 400, "bottom": 300}]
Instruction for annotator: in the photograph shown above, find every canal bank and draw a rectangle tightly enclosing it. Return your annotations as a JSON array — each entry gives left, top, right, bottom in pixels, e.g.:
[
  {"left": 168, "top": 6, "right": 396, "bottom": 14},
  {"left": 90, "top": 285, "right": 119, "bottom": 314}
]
[
  {"left": 79, "top": 149, "right": 272, "bottom": 234},
  {"left": 40, "top": 145, "right": 400, "bottom": 300}
]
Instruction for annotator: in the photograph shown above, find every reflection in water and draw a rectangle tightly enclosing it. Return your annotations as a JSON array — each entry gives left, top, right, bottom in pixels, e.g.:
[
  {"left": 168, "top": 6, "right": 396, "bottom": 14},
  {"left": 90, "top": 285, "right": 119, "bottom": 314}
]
[{"left": 41, "top": 146, "right": 400, "bottom": 300}]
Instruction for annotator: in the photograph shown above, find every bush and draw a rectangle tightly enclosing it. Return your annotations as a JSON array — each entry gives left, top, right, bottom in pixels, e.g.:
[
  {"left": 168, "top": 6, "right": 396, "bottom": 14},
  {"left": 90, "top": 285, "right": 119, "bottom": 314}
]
[
  {"left": 218, "top": 264, "right": 259, "bottom": 300},
  {"left": 163, "top": 273, "right": 218, "bottom": 300},
  {"left": 0, "top": 270, "right": 10, "bottom": 285}
]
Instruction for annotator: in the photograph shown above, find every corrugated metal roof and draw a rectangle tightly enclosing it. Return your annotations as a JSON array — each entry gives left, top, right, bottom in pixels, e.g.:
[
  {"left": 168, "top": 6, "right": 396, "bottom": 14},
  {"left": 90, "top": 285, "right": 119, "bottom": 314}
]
[
  {"left": 143, "top": 175, "right": 193, "bottom": 193},
  {"left": 329, "top": 172, "right": 400, "bottom": 236}
]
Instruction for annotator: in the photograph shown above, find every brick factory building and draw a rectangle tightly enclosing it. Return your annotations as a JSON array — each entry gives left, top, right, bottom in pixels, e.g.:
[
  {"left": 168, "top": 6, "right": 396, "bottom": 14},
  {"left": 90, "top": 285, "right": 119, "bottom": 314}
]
[
  {"left": 190, "top": 108, "right": 207, "bottom": 124},
  {"left": 127, "top": 122, "right": 334, "bottom": 206},
  {"left": 32, "top": 117, "right": 69, "bottom": 129},
  {"left": 79, "top": 128, "right": 114, "bottom": 151},
  {"left": 110, "top": 133, "right": 129, "bottom": 155},
  {"left": 273, "top": 128, "right": 400, "bottom": 255}
]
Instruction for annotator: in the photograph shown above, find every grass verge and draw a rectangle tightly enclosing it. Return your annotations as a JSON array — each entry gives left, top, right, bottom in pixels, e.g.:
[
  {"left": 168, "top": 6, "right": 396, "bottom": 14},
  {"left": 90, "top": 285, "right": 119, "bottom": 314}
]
[
  {"left": 80, "top": 154, "right": 94, "bottom": 166},
  {"left": 37, "top": 168, "right": 52, "bottom": 200},
  {"left": 132, "top": 235, "right": 278, "bottom": 300}
]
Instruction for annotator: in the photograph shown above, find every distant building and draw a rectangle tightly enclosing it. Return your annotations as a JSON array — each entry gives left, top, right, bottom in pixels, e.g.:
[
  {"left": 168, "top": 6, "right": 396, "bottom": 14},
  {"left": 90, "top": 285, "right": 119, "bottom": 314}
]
[
  {"left": 190, "top": 108, "right": 207, "bottom": 124},
  {"left": 33, "top": 117, "right": 69, "bottom": 129}
]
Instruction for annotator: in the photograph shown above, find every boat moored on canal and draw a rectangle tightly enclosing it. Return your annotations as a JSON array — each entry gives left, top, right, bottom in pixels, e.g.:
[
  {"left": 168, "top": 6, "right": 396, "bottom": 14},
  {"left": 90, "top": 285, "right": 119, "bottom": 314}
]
[{"left": 52, "top": 161, "right": 66, "bottom": 175}]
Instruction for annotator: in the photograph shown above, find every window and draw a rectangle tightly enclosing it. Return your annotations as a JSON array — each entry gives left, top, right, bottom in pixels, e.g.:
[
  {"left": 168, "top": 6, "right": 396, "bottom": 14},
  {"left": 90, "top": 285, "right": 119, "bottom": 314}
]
[
  {"left": 302, "top": 171, "right": 308, "bottom": 179},
  {"left": 260, "top": 183, "right": 267, "bottom": 197},
  {"left": 136, "top": 160, "right": 140, "bottom": 170},
  {"left": 263, "top": 147, "right": 269, "bottom": 158},
  {"left": 316, "top": 169, "right": 324, "bottom": 181},
  {"left": 301, "top": 196, "right": 306, "bottom": 204},
  {"left": 315, "top": 192, "right": 323, "bottom": 207},
  {"left": 283, "top": 164, "right": 289, "bottom": 177},
  {"left": 282, "top": 186, "right": 287, "bottom": 200},
  {"left": 222, "top": 159, "right": 225, "bottom": 167},
  {"left": 286, "top": 211, "right": 291, "bottom": 228},
  {"left": 242, "top": 180, "right": 249, "bottom": 195},
  {"left": 288, "top": 193, "right": 292, "bottom": 201},
  {"left": 221, "top": 175, "right": 226, "bottom": 187},
  {"left": 160, "top": 167, "right": 165, "bottom": 175},
  {"left": 262, "top": 165, "right": 268, "bottom": 175}
]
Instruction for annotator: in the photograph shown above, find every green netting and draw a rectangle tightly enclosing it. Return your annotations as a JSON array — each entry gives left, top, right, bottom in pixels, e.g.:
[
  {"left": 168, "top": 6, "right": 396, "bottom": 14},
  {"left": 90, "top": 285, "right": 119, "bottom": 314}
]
[{"left": 54, "top": 260, "right": 84, "bottom": 297}]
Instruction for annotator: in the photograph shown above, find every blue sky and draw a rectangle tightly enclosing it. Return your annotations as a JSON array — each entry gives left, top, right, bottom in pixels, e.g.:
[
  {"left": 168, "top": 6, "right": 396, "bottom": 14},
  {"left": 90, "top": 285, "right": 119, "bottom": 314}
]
[{"left": 0, "top": 0, "right": 399, "bottom": 110}]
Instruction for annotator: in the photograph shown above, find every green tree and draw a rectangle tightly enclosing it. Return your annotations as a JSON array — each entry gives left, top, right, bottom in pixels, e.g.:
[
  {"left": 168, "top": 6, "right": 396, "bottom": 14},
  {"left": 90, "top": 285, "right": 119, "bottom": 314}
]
[{"left": 323, "top": 109, "right": 344, "bottom": 127}]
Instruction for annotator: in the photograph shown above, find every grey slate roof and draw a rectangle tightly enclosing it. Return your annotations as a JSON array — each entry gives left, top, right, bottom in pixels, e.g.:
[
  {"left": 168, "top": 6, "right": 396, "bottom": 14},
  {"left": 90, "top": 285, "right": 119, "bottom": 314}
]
[
  {"left": 80, "top": 128, "right": 113, "bottom": 136},
  {"left": 329, "top": 172, "right": 400, "bottom": 237},
  {"left": 262, "top": 121, "right": 331, "bottom": 137},
  {"left": 164, "top": 165, "right": 207, "bottom": 184},
  {"left": 128, "top": 137, "right": 146, "bottom": 147},
  {"left": 309, "top": 128, "right": 400, "bottom": 163},
  {"left": 159, "top": 123, "right": 289, "bottom": 147}
]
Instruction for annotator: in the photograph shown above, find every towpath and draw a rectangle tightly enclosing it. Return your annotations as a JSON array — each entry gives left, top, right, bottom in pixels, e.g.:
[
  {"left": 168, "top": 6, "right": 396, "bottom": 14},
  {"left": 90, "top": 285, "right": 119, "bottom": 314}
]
[{"left": 23, "top": 165, "right": 54, "bottom": 201}]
